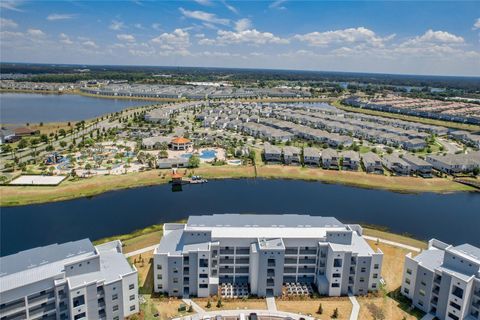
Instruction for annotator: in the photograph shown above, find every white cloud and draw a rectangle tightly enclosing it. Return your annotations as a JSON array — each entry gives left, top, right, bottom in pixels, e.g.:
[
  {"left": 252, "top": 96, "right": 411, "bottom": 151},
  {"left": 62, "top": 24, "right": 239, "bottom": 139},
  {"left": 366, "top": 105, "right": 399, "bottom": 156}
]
[
  {"left": 222, "top": 0, "right": 239, "bottom": 14},
  {"left": 151, "top": 28, "right": 191, "bottom": 52},
  {"left": 151, "top": 23, "right": 162, "bottom": 31},
  {"left": 216, "top": 29, "right": 289, "bottom": 45},
  {"left": 194, "top": 0, "right": 212, "bottom": 6},
  {"left": 0, "top": 18, "right": 18, "bottom": 28},
  {"left": 0, "top": 0, "right": 24, "bottom": 12},
  {"left": 59, "top": 33, "right": 73, "bottom": 45},
  {"left": 82, "top": 40, "right": 98, "bottom": 48},
  {"left": 402, "top": 29, "right": 464, "bottom": 45},
  {"left": 295, "top": 27, "right": 393, "bottom": 47},
  {"left": 269, "top": 0, "right": 287, "bottom": 10},
  {"left": 235, "top": 18, "right": 252, "bottom": 32},
  {"left": 179, "top": 7, "right": 230, "bottom": 26},
  {"left": 27, "top": 29, "right": 46, "bottom": 37},
  {"left": 109, "top": 20, "right": 125, "bottom": 31},
  {"left": 47, "top": 13, "right": 75, "bottom": 21},
  {"left": 474, "top": 18, "right": 480, "bottom": 30},
  {"left": 117, "top": 34, "right": 136, "bottom": 42},
  {"left": 134, "top": 23, "right": 145, "bottom": 29}
]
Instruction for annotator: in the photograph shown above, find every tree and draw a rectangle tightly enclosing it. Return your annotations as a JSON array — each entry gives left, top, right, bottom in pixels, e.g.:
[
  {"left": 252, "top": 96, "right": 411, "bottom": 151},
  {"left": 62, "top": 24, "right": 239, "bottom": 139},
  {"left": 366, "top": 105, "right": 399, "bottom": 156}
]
[
  {"left": 18, "top": 139, "right": 28, "bottom": 149},
  {"left": 158, "top": 150, "right": 169, "bottom": 159},
  {"left": 206, "top": 300, "right": 211, "bottom": 308},
  {"left": 188, "top": 304, "right": 193, "bottom": 313},
  {"left": 316, "top": 303, "right": 323, "bottom": 314},
  {"left": 60, "top": 141, "right": 67, "bottom": 148},
  {"left": 188, "top": 155, "right": 200, "bottom": 168},
  {"left": 85, "top": 163, "right": 92, "bottom": 170},
  {"left": 332, "top": 308, "right": 339, "bottom": 319},
  {"left": 216, "top": 299, "right": 222, "bottom": 308},
  {"left": 2, "top": 144, "right": 11, "bottom": 154}
]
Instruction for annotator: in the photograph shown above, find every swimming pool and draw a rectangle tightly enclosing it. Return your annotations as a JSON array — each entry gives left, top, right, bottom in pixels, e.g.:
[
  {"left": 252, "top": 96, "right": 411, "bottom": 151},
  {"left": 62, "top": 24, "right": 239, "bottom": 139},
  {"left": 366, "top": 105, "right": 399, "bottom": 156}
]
[{"left": 181, "top": 149, "right": 218, "bottom": 160}]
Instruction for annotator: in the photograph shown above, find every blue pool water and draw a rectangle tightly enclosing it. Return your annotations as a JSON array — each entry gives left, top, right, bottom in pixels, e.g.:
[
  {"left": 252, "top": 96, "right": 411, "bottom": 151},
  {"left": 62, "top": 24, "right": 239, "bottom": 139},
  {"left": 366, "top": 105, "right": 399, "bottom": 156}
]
[{"left": 181, "top": 150, "right": 217, "bottom": 160}]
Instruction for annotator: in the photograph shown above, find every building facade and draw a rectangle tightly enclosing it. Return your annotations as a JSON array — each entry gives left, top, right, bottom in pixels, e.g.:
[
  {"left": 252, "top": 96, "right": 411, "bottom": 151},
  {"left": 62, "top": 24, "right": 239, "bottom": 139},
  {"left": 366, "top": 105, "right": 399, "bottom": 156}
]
[
  {"left": 153, "top": 214, "right": 383, "bottom": 298},
  {"left": 0, "top": 239, "right": 139, "bottom": 320},
  {"left": 401, "top": 239, "right": 480, "bottom": 320}
]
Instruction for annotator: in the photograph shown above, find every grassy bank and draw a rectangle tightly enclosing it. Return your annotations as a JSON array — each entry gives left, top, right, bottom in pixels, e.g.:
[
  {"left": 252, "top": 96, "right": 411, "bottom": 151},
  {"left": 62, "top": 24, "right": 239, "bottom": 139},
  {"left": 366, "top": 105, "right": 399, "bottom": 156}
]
[
  {"left": 332, "top": 101, "right": 480, "bottom": 132},
  {"left": 0, "top": 165, "right": 474, "bottom": 207}
]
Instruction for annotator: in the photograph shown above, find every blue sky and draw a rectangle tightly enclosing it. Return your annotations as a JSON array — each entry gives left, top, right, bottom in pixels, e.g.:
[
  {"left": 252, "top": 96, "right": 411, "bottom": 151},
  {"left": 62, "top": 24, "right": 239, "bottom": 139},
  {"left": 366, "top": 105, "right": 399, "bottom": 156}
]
[{"left": 1, "top": 0, "right": 479, "bottom": 76}]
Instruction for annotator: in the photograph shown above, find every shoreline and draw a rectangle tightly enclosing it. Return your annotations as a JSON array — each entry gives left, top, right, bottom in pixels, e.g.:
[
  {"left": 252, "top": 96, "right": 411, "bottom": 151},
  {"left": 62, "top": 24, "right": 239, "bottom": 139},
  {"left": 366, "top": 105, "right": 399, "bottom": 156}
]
[{"left": 0, "top": 165, "right": 475, "bottom": 207}]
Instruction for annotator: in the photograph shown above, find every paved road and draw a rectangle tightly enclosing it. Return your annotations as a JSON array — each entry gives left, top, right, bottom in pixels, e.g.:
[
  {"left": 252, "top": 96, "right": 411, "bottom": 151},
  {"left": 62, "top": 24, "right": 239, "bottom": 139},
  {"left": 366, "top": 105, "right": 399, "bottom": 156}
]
[
  {"left": 363, "top": 235, "right": 421, "bottom": 252},
  {"left": 124, "top": 244, "right": 158, "bottom": 258}
]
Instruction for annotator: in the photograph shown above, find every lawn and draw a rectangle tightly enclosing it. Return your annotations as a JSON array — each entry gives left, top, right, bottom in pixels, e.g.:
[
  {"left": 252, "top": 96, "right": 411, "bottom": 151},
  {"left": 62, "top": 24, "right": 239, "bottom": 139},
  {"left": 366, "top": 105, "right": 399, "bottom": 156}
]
[
  {"left": 193, "top": 297, "right": 267, "bottom": 311},
  {"left": 363, "top": 228, "right": 427, "bottom": 250},
  {"left": 276, "top": 298, "right": 352, "bottom": 320},
  {"left": 1, "top": 163, "right": 473, "bottom": 207}
]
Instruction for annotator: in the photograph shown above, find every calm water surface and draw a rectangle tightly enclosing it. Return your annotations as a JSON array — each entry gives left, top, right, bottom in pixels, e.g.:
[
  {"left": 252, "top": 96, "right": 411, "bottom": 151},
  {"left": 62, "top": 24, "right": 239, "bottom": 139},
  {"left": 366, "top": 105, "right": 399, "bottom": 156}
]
[
  {"left": 0, "top": 93, "right": 154, "bottom": 124},
  {"left": 1, "top": 179, "right": 479, "bottom": 256}
]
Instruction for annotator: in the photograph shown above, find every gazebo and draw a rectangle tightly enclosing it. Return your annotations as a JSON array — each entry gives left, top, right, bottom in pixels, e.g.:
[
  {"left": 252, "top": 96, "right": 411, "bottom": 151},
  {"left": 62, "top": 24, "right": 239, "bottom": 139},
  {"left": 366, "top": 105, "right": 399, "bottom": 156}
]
[{"left": 170, "top": 137, "right": 192, "bottom": 151}]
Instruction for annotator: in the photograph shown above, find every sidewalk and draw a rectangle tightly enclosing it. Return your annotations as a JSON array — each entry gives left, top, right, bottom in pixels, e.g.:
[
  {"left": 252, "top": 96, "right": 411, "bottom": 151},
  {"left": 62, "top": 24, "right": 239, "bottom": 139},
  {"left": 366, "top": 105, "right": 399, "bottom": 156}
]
[
  {"left": 363, "top": 235, "right": 421, "bottom": 252},
  {"left": 124, "top": 244, "right": 157, "bottom": 258}
]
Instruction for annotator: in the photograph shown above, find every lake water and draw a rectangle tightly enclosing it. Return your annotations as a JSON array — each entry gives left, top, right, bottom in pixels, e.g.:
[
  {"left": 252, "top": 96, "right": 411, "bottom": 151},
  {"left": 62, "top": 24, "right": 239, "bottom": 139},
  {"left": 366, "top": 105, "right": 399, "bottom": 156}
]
[
  {"left": 1, "top": 179, "right": 479, "bottom": 256},
  {"left": 0, "top": 93, "right": 154, "bottom": 124}
]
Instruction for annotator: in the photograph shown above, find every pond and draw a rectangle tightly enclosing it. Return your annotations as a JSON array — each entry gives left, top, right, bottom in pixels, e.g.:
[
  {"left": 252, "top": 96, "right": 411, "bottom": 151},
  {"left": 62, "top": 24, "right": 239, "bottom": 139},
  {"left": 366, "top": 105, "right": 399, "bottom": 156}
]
[
  {"left": 0, "top": 93, "right": 155, "bottom": 124},
  {"left": 1, "top": 179, "right": 479, "bottom": 256}
]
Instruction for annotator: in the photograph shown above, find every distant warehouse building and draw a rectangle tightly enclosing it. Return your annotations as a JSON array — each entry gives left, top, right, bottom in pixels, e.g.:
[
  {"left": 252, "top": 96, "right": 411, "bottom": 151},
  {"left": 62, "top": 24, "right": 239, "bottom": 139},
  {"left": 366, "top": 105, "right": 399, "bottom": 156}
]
[
  {"left": 153, "top": 214, "right": 383, "bottom": 298},
  {"left": 0, "top": 239, "right": 139, "bottom": 320},
  {"left": 401, "top": 239, "right": 480, "bottom": 320}
]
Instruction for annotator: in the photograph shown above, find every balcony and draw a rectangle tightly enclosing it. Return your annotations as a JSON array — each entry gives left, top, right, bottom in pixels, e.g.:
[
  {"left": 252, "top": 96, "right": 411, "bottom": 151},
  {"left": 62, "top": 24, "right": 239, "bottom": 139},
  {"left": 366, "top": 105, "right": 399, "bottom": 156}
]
[
  {"left": 219, "top": 258, "right": 234, "bottom": 264},
  {"left": 285, "top": 248, "right": 298, "bottom": 255},
  {"left": 236, "top": 248, "right": 250, "bottom": 255},
  {"left": 433, "top": 286, "right": 440, "bottom": 295},
  {"left": 299, "top": 249, "right": 317, "bottom": 255},
  {"left": 475, "top": 290, "right": 480, "bottom": 298},
  {"left": 28, "top": 293, "right": 55, "bottom": 307},
  {"left": 220, "top": 248, "right": 234, "bottom": 255},
  {"left": 285, "top": 258, "right": 297, "bottom": 264},
  {"left": 298, "top": 258, "right": 316, "bottom": 264},
  {"left": 235, "top": 258, "right": 249, "bottom": 265},
  {"left": 284, "top": 267, "right": 296, "bottom": 274},
  {"left": 0, "top": 300, "right": 26, "bottom": 318}
]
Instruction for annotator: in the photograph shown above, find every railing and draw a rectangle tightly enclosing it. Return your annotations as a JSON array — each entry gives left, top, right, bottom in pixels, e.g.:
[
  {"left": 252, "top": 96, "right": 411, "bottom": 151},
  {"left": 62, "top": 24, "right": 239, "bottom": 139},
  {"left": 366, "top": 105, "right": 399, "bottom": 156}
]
[
  {"left": 219, "top": 258, "right": 234, "bottom": 264},
  {"left": 235, "top": 258, "right": 249, "bottom": 264},
  {"left": 299, "top": 249, "right": 317, "bottom": 255},
  {"left": 285, "top": 258, "right": 297, "bottom": 264},
  {"left": 236, "top": 248, "right": 250, "bottom": 255},
  {"left": 299, "top": 258, "right": 316, "bottom": 264},
  {"left": 285, "top": 249, "right": 298, "bottom": 255},
  {"left": 220, "top": 249, "right": 234, "bottom": 255}
]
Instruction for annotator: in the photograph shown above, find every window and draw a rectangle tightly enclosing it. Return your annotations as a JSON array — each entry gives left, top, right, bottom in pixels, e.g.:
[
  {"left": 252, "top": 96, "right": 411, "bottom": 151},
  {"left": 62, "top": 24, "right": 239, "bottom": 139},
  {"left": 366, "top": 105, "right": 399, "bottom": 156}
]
[
  {"left": 418, "top": 300, "right": 424, "bottom": 307},
  {"left": 113, "top": 305, "right": 119, "bottom": 312},
  {"left": 331, "top": 283, "right": 340, "bottom": 288},
  {"left": 333, "top": 259, "right": 342, "bottom": 268},
  {"left": 405, "top": 278, "right": 411, "bottom": 285},
  {"left": 157, "top": 264, "right": 162, "bottom": 270},
  {"left": 112, "top": 294, "right": 118, "bottom": 300},
  {"left": 173, "top": 278, "right": 179, "bottom": 283},
  {"left": 421, "top": 280, "right": 427, "bottom": 286},
  {"left": 452, "top": 286, "right": 464, "bottom": 299},
  {"left": 129, "top": 284, "right": 135, "bottom": 290},
  {"left": 374, "top": 264, "right": 379, "bottom": 270},
  {"left": 361, "top": 267, "right": 366, "bottom": 272},
  {"left": 157, "top": 274, "right": 162, "bottom": 280},
  {"left": 403, "top": 288, "right": 409, "bottom": 294},
  {"left": 74, "top": 313, "right": 86, "bottom": 320},
  {"left": 333, "top": 273, "right": 341, "bottom": 278},
  {"left": 113, "top": 317, "right": 119, "bottom": 320},
  {"left": 360, "top": 277, "right": 365, "bottom": 283},
  {"left": 406, "top": 268, "right": 412, "bottom": 275},
  {"left": 448, "top": 313, "right": 459, "bottom": 320},
  {"left": 419, "top": 289, "right": 426, "bottom": 297},
  {"left": 199, "top": 273, "right": 208, "bottom": 278},
  {"left": 449, "top": 301, "right": 461, "bottom": 311},
  {"left": 157, "top": 284, "right": 163, "bottom": 290},
  {"left": 129, "top": 294, "right": 135, "bottom": 301},
  {"left": 372, "top": 283, "right": 377, "bottom": 288},
  {"left": 130, "top": 305, "right": 136, "bottom": 311},
  {"left": 199, "top": 284, "right": 208, "bottom": 288},
  {"left": 373, "top": 273, "right": 378, "bottom": 279}
]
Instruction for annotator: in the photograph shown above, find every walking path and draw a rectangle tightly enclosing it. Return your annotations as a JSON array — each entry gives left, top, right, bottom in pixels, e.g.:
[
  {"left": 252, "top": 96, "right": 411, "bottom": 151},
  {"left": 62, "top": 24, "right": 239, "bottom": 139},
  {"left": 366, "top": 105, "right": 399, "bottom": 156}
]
[
  {"left": 363, "top": 236, "right": 421, "bottom": 252},
  {"left": 182, "top": 299, "right": 205, "bottom": 313},
  {"left": 124, "top": 244, "right": 158, "bottom": 258},
  {"left": 173, "top": 309, "right": 314, "bottom": 320},
  {"left": 348, "top": 293, "right": 360, "bottom": 320},
  {"left": 266, "top": 297, "right": 277, "bottom": 311}
]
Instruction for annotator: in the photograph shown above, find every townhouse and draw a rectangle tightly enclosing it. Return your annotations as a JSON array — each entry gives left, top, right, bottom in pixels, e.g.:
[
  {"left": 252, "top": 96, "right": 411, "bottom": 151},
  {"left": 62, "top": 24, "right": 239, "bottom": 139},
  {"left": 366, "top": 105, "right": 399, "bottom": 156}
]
[
  {"left": 361, "top": 152, "right": 384, "bottom": 174},
  {"left": 153, "top": 214, "right": 383, "bottom": 298},
  {"left": 426, "top": 152, "right": 480, "bottom": 174},
  {"left": 382, "top": 154, "right": 411, "bottom": 175},
  {"left": 0, "top": 239, "right": 138, "bottom": 320},
  {"left": 321, "top": 148, "right": 340, "bottom": 170},
  {"left": 263, "top": 143, "right": 282, "bottom": 163},
  {"left": 341, "top": 150, "right": 360, "bottom": 171},
  {"left": 402, "top": 153, "right": 433, "bottom": 177},
  {"left": 401, "top": 239, "right": 480, "bottom": 320},
  {"left": 303, "top": 147, "right": 321, "bottom": 166},
  {"left": 283, "top": 146, "right": 301, "bottom": 165}
]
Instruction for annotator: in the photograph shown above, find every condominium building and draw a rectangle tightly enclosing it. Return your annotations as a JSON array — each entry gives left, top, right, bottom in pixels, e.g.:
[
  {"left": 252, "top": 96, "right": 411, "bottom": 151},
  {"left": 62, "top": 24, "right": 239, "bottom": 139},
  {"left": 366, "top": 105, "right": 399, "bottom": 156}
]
[
  {"left": 401, "top": 239, "right": 480, "bottom": 320},
  {"left": 0, "top": 239, "right": 139, "bottom": 320},
  {"left": 153, "top": 214, "right": 383, "bottom": 298}
]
